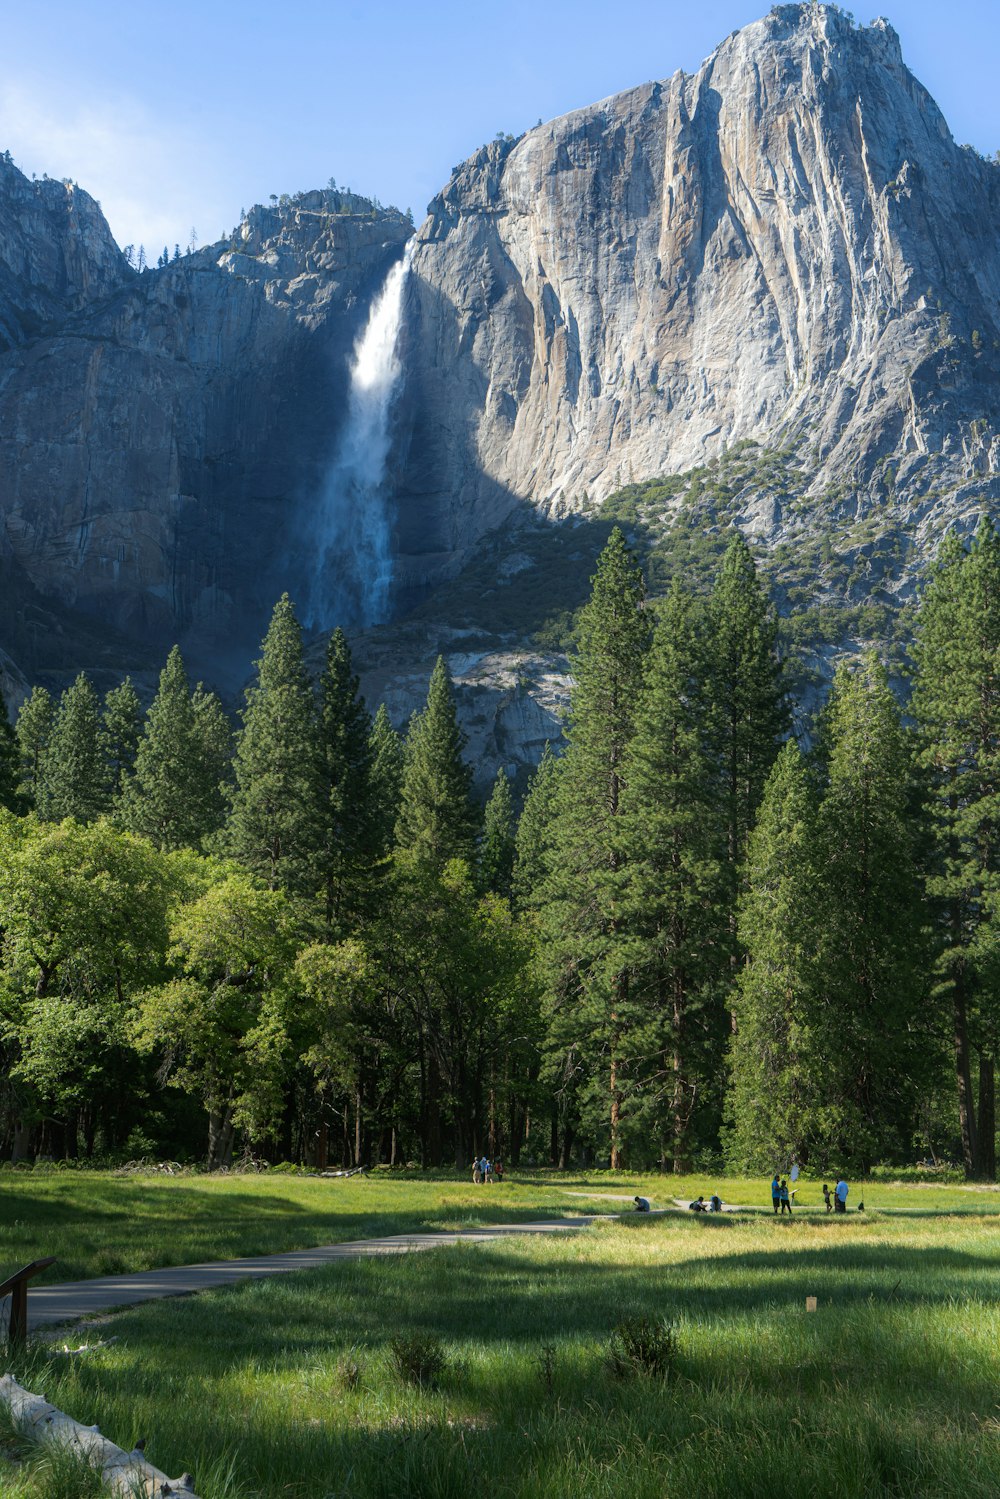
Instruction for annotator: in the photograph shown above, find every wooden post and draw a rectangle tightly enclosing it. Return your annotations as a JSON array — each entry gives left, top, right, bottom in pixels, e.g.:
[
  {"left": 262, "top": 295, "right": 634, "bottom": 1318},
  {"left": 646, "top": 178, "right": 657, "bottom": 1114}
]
[{"left": 0, "top": 1257, "right": 57, "bottom": 1347}]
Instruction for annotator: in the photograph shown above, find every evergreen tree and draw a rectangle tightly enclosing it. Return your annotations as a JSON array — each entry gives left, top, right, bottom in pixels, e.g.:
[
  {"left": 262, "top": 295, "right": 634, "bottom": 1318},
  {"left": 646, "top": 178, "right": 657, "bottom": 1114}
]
[
  {"left": 511, "top": 742, "right": 560, "bottom": 914},
  {"left": 368, "top": 703, "right": 404, "bottom": 862},
  {"left": 120, "top": 648, "right": 225, "bottom": 850},
  {"left": 540, "top": 528, "right": 649, "bottom": 1167},
  {"left": 620, "top": 581, "right": 727, "bottom": 1170},
  {"left": 708, "top": 532, "right": 787, "bottom": 995},
  {"left": 479, "top": 768, "right": 515, "bottom": 897},
  {"left": 224, "top": 596, "right": 320, "bottom": 893},
  {"left": 38, "top": 674, "right": 109, "bottom": 822},
  {"left": 728, "top": 740, "right": 819, "bottom": 1170},
  {"left": 191, "top": 684, "right": 233, "bottom": 839},
  {"left": 102, "top": 678, "right": 143, "bottom": 805},
  {"left": 15, "top": 687, "right": 53, "bottom": 811},
  {"left": 811, "top": 653, "right": 930, "bottom": 1168},
  {"left": 911, "top": 519, "right": 1000, "bottom": 1177},
  {"left": 394, "top": 657, "right": 476, "bottom": 871},
  {"left": 0, "top": 694, "right": 20, "bottom": 812},
  {"left": 316, "top": 627, "right": 375, "bottom": 932}
]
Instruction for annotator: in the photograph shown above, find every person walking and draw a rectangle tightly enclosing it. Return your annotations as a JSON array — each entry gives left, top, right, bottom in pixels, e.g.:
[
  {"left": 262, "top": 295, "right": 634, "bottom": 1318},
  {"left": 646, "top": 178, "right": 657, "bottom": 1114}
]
[
  {"left": 771, "top": 1173, "right": 781, "bottom": 1214},
  {"left": 835, "top": 1176, "right": 848, "bottom": 1214},
  {"left": 822, "top": 1183, "right": 832, "bottom": 1213},
  {"left": 779, "top": 1178, "right": 792, "bottom": 1215}
]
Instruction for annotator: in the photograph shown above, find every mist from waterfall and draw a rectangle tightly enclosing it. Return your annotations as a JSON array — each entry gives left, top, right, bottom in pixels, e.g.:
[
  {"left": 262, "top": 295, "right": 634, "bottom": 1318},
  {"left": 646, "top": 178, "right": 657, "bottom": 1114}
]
[{"left": 303, "top": 244, "right": 411, "bottom": 631}]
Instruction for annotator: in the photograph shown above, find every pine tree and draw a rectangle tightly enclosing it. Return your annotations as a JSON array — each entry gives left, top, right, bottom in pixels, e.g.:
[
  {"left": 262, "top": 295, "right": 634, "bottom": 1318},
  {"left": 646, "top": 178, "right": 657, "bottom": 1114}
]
[
  {"left": 394, "top": 657, "right": 476, "bottom": 871},
  {"left": 540, "top": 528, "right": 649, "bottom": 1167},
  {"left": 479, "top": 769, "right": 515, "bottom": 897},
  {"left": 15, "top": 687, "right": 53, "bottom": 811},
  {"left": 224, "top": 596, "right": 321, "bottom": 893},
  {"left": 368, "top": 703, "right": 404, "bottom": 862},
  {"left": 120, "top": 648, "right": 226, "bottom": 850},
  {"left": 102, "top": 678, "right": 143, "bottom": 806},
  {"left": 728, "top": 740, "right": 819, "bottom": 1170},
  {"left": 316, "top": 627, "right": 374, "bottom": 932},
  {"left": 620, "top": 581, "right": 727, "bottom": 1170},
  {"left": 0, "top": 694, "right": 20, "bottom": 812},
  {"left": 511, "top": 742, "right": 560, "bottom": 914},
  {"left": 38, "top": 674, "right": 109, "bottom": 822},
  {"left": 811, "top": 653, "right": 930, "bottom": 1169},
  {"left": 191, "top": 685, "right": 233, "bottom": 841},
  {"left": 707, "top": 533, "right": 787, "bottom": 993},
  {"left": 911, "top": 519, "right": 1000, "bottom": 1177}
]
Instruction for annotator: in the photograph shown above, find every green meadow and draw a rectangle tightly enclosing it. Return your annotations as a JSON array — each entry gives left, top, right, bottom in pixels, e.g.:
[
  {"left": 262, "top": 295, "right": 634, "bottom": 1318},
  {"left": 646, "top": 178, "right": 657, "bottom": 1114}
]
[{"left": 0, "top": 1172, "right": 998, "bottom": 1497}]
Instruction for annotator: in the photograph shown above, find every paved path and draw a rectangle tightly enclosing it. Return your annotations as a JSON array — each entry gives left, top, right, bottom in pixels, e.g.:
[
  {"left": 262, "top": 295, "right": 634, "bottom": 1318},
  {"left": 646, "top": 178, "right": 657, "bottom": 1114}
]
[{"left": 23, "top": 1218, "right": 600, "bottom": 1331}]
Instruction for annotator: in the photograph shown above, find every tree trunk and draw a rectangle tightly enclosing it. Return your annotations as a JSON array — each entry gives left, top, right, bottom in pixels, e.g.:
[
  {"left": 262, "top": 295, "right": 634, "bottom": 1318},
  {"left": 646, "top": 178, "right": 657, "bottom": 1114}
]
[
  {"left": 11, "top": 1120, "right": 34, "bottom": 1165},
  {"left": 609, "top": 1047, "right": 622, "bottom": 1169},
  {"left": 953, "top": 980, "right": 977, "bottom": 1176},
  {"left": 207, "top": 1107, "right": 235, "bottom": 1170},
  {"left": 976, "top": 1052, "right": 996, "bottom": 1180},
  {"left": 0, "top": 1375, "right": 202, "bottom": 1498},
  {"left": 671, "top": 977, "right": 691, "bottom": 1173}
]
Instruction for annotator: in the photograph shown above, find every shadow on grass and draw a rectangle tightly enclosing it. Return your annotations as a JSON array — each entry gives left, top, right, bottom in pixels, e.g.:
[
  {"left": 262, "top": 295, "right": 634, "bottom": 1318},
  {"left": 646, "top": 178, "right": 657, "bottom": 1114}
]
[
  {"left": 18, "top": 1225, "right": 1000, "bottom": 1499},
  {"left": 0, "top": 1179, "right": 614, "bottom": 1286}
]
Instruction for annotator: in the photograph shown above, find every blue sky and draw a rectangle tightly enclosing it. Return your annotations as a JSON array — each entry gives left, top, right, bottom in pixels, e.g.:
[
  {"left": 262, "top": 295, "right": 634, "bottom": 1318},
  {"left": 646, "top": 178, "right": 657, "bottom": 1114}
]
[{"left": 2, "top": 2, "right": 998, "bottom": 256}]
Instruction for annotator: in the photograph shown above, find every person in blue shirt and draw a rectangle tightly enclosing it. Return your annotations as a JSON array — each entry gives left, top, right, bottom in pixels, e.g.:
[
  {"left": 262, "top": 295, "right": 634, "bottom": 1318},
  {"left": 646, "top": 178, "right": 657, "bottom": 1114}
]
[
  {"left": 835, "top": 1177, "right": 848, "bottom": 1213},
  {"left": 771, "top": 1174, "right": 781, "bottom": 1214}
]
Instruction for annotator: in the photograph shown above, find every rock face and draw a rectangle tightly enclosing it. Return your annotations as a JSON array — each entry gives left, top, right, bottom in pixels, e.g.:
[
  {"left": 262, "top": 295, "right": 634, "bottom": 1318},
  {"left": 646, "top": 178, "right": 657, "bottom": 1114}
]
[
  {"left": 397, "top": 4, "right": 1000, "bottom": 585},
  {"left": 0, "top": 156, "right": 127, "bottom": 350},
  {"left": 0, "top": 172, "right": 410, "bottom": 674},
  {"left": 2, "top": 4, "right": 1000, "bottom": 749}
]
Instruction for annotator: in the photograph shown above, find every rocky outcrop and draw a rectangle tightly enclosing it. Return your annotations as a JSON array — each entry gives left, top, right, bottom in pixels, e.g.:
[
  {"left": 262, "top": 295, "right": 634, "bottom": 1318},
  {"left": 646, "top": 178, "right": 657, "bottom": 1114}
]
[
  {"left": 397, "top": 5, "right": 1000, "bottom": 585},
  {"left": 0, "top": 177, "right": 410, "bottom": 674},
  {"left": 0, "top": 153, "right": 128, "bottom": 350}
]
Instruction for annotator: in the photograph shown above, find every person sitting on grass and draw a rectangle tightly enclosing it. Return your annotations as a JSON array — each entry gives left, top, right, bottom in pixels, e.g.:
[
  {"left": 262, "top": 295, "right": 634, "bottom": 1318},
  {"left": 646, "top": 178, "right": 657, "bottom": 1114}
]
[
  {"left": 779, "top": 1179, "right": 792, "bottom": 1215},
  {"left": 709, "top": 1194, "right": 722, "bottom": 1213},
  {"left": 634, "top": 1196, "right": 650, "bottom": 1213},
  {"left": 689, "top": 1195, "right": 707, "bottom": 1212}
]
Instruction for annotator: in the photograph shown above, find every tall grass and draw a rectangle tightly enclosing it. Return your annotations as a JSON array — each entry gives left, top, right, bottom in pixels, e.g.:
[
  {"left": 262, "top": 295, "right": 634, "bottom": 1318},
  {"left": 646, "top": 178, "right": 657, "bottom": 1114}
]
[{"left": 2, "top": 1196, "right": 999, "bottom": 1496}]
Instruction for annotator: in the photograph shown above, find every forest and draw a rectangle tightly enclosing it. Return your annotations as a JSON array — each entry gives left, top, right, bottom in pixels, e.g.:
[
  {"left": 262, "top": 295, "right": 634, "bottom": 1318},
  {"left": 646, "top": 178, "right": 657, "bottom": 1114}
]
[{"left": 0, "top": 519, "right": 996, "bottom": 1178}]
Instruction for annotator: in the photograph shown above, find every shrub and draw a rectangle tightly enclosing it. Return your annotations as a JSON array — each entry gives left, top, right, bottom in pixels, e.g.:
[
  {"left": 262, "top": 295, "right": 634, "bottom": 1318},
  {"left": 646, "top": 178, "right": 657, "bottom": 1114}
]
[
  {"left": 605, "top": 1316, "right": 678, "bottom": 1381},
  {"left": 337, "top": 1353, "right": 364, "bottom": 1391},
  {"left": 389, "top": 1333, "right": 448, "bottom": 1388}
]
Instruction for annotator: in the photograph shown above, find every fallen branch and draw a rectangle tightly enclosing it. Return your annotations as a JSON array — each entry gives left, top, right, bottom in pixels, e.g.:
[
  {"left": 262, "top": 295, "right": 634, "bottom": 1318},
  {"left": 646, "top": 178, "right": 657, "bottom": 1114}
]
[{"left": 0, "top": 1375, "right": 200, "bottom": 1497}]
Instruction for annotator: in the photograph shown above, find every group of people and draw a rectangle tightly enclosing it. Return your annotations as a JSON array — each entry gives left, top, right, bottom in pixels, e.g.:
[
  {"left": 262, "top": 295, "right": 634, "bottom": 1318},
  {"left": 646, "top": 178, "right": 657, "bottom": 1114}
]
[
  {"left": 471, "top": 1156, "right": 503, "bottom": 1183},
  {"left": 771, "top": 1171, "right": 851, "bottom": 1214}
]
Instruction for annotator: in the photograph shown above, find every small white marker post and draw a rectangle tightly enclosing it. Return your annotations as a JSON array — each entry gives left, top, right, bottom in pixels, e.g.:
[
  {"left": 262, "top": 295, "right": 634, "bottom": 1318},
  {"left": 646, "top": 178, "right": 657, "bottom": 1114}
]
[{"left": 805, "top": 1296, "right": 818, "bottom": 1312}]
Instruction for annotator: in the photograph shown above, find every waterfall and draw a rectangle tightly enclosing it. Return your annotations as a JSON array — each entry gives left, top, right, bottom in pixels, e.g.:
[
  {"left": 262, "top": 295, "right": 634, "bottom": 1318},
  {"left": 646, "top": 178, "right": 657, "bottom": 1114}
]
[{"left": 303, "top": 244, "right": 411, "bottom": 631}]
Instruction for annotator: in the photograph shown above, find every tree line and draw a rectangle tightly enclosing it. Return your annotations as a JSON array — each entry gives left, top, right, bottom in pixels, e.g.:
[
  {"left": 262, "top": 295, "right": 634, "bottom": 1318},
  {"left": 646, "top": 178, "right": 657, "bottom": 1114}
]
[{"left": 0, "top": 520, "right": 997, "bottom": 1176}]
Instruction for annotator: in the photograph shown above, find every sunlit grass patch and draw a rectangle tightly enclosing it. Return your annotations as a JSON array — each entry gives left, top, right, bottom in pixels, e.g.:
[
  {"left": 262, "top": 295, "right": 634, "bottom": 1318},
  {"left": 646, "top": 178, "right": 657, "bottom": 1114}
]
[{"left": 0, "top": 1191, "right": 996, "bottom": 1496}]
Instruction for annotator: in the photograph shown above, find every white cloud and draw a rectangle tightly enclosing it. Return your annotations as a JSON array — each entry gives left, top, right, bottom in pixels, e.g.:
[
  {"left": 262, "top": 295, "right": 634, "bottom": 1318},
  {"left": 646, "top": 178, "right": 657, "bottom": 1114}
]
[{"left": 0, "top": 79, "right": 227, "bottom": 254}]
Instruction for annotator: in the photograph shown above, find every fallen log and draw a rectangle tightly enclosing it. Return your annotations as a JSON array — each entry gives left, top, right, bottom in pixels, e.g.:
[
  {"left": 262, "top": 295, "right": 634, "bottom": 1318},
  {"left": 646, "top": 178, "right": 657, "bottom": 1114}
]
[{"left": 0, "top": 1375, "right": 201, "bottom": 1497}]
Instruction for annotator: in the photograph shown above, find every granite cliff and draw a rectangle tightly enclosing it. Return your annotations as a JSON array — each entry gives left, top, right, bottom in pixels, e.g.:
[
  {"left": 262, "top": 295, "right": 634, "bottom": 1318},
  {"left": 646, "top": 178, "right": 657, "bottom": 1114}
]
[
  {"left": 397, "top": 4, "right": 1000, "bottom": 585},
  {"left": 1, "top": 4, "right": 999, "bottom": 772},
  {"left": 0, "top": 167, "right": 409, "bottom": 680}
]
